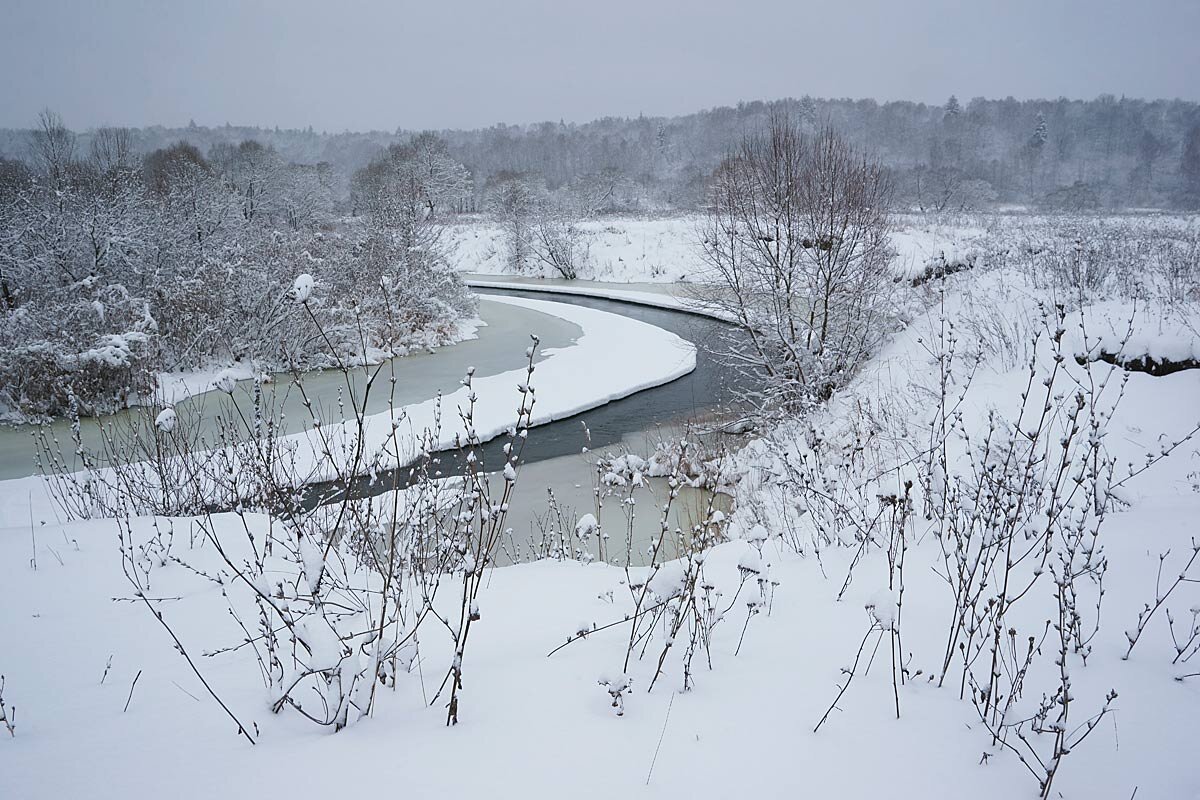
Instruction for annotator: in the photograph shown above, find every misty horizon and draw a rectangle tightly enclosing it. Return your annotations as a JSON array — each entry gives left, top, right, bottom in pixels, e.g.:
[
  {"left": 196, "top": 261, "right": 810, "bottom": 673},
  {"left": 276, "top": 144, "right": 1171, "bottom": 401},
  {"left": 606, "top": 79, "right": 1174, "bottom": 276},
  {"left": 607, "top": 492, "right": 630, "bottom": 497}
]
[
  {"left": 6, "top": 89, "right": 1200, "bottom": 137},
  {"left": 2, "top": 0, "right": 1198, "bottom": 132}
]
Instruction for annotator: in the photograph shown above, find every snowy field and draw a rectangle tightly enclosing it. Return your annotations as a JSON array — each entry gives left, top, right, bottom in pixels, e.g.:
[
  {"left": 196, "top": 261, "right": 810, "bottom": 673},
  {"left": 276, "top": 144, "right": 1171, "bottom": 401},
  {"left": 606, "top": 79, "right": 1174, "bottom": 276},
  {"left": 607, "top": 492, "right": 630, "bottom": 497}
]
[
  {"left": 1, "top": 213, "right": 1199, "bottom": 800},
  {"left": 448, "top": 215, "right": 709, "bottom": 283},
  {"left": 448, "top": 213, "right": 991, "bottom": 284}
]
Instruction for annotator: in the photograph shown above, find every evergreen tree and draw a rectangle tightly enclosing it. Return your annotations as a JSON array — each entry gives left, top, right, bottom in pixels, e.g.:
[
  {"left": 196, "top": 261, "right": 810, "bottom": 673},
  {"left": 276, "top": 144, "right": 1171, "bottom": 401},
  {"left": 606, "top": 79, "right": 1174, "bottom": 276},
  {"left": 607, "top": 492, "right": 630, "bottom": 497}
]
[
  {"left": 1030, "top": 113, "right": 1049, "bottom": 150},
  {"left": 944, "top": 95, "right": 961, "bottom": 119}
]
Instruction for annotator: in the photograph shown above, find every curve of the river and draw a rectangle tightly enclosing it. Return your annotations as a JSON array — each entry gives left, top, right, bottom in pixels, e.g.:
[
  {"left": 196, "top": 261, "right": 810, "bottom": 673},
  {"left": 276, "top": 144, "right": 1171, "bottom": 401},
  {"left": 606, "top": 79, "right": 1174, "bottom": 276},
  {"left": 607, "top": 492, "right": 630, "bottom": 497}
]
[
  {"left": 0, "top": 289, "right": 749, "bottom": 484},
  {"left": 0, "top": 297, "right": 584, "bottom": 481},
  {"left": 0, "top": 286, "right": 753, "bottom": 566}
]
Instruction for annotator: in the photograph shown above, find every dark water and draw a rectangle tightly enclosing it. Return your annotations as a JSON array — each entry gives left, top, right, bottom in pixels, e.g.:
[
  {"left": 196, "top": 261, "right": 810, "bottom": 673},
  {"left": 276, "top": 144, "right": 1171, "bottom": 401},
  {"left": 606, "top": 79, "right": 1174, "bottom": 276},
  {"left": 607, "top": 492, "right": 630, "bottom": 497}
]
[
  {"left": 306, "top": 288, "right": 753, "bottom": 505},
  {"left": 471, "top": 289, "right": 748, "bottom": 458}
]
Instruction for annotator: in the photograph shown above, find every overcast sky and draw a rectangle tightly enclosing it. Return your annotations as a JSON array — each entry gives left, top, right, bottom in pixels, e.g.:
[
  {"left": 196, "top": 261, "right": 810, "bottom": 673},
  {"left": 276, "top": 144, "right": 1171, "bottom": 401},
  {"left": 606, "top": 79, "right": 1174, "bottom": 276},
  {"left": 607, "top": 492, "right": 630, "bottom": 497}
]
[{"left": 2, "top": 0, "right": 1197, "bottom": 132}]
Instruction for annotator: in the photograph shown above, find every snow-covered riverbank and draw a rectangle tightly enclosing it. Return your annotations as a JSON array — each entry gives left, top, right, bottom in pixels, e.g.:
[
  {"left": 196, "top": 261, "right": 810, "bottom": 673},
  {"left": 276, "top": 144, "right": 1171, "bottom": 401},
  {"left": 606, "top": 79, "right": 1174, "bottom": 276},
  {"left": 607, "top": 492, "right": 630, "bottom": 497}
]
[
  {"left": 314, "top": 293, "right": 698, "bottom": 475},
  {"left": 0, "top": 294, "right": 695, "bottom": 522},
  {"left": 2, "top": 224, "right": 1199, "bottom": 800},
  {"left": 467, "top": 275, "right": 736, "bottom": 321}
]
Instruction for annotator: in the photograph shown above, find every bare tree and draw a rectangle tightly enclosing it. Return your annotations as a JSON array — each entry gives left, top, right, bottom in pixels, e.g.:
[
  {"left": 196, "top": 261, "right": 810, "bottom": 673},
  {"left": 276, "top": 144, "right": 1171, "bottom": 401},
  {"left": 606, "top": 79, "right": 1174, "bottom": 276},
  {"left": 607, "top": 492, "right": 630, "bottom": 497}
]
[
  {"left": 486, "top": 175, "right": 584, "bottom": 279},
  {"left": 407, "top": 133, "right": 471, "bottom": 216},
  {"left": 698, "top": 115, "right": 894, "bottom": 411},
  {"left": 89, "top": 127, "right": 136, "bottom": 177},
  {"left": 353, "top": 134, "right": 470, "bottom": 221},
  {"left": 210, "top": 140, "right": 280, "bottom": 223},
  {"left": 29, "top": 109, "right": 76, "bottom": 189},
  {"left": 486, "top": 175, "right": 539, "bottom": 272}
]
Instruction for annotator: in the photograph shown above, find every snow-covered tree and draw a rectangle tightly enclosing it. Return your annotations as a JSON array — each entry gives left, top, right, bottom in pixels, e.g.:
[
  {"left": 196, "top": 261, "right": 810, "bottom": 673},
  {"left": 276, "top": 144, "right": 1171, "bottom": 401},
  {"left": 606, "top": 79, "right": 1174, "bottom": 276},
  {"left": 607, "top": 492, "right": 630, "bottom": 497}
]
[{"left": 698, "top": 115, "right": 895, "bottom": 412}]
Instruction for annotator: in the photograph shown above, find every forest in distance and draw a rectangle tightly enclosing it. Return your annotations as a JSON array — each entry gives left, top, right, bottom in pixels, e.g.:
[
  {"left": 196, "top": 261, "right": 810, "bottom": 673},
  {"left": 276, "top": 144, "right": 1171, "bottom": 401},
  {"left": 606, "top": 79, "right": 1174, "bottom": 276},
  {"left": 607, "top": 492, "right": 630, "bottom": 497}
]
[{"left": 4, "top": 93, "right": 1200, "bottom": 213}]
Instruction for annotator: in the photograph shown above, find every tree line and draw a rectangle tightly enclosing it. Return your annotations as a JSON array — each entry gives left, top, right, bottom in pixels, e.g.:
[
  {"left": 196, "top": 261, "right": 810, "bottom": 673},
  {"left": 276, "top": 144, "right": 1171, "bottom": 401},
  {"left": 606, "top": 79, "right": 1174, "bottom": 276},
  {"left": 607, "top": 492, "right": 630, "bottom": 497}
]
[{"left": 4, "top": 94, "right": 1199, "bottom": 211}]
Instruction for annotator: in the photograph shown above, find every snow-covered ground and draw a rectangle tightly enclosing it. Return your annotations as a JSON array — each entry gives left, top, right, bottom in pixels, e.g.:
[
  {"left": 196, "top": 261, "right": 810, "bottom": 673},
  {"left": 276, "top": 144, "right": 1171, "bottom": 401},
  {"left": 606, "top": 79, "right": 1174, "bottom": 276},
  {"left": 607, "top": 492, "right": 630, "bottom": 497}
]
[
  {"left": 1, "top": 214, "right": 1199, "bottom": 799},
  {"left": 449, "top": 215, "right": 707, "bottom": 283},
  {"left": 468, "top": 276, "right": 736, "bottom": 321},
  {"left": 3, "top": 310, "right": 1197, "bottom": 798},
  {"left": 449, "top": 213, "right": 987, "bottom": 284}
]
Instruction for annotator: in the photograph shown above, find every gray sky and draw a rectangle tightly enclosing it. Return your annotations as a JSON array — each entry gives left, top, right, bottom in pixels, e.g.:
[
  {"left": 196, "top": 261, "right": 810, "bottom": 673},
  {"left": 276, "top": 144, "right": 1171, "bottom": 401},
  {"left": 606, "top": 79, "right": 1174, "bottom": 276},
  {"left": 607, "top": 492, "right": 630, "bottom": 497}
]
[{"left": 2, "top": 0, "right": 1197, "bottom": 131}]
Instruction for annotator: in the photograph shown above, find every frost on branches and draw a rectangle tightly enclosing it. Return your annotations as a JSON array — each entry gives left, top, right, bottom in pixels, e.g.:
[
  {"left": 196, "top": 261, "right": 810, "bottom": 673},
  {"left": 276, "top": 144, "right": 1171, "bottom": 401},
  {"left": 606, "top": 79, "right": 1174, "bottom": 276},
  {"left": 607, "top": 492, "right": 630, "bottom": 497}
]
[{"left": 0, "top": 113, "right": 475, "bottom": 421}]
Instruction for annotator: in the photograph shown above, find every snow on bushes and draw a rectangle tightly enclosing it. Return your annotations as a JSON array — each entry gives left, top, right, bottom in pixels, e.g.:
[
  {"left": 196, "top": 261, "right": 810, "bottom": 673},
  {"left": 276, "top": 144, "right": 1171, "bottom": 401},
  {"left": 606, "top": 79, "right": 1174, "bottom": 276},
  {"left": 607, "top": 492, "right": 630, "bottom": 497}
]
[
  {"left": 723, "top": 227, "right": 1200, "bottom": 796},
  {"left": 0, "top": 142, "right": 476, "bottom": 420},
  {"left": 290, "top": 272, "right": 315, "bottom": 303},
  {"left": 153, "top": 407, "right": 176, "bottom": 432}
]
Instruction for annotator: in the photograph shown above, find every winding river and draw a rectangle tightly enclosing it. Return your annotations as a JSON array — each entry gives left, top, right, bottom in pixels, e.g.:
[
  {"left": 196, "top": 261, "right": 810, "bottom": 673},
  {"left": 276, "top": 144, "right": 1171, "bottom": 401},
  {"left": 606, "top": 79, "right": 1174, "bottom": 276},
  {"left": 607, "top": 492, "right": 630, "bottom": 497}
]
[
  {"left": 0, "top": 297, "right": 583, "bottom": 482},
  {"left": 413, "top": 288, "right": 751, "bottom": 565},
  {"left": 0, "top": 286, "right": 752, "bottom": 563}
]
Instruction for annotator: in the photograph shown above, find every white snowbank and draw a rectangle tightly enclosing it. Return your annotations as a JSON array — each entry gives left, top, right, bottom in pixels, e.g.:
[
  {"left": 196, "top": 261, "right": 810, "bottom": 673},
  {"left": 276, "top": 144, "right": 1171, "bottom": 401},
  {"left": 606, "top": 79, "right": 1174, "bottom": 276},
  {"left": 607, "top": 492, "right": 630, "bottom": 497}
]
[
  {"left": 153, "top": 365, "right": 258, "bottom": 406},
  {"left": 293, "top": 294, "right": 697, "bottom": 476},
  {"left": 888, "top": 217, "right": 989, "bottom": 280},
  {"left": 1067, "top": 301, "right": 1200, "bottom": 364},
  {"left": 466, "top": 277, "right": 736, "bottom": 321}
]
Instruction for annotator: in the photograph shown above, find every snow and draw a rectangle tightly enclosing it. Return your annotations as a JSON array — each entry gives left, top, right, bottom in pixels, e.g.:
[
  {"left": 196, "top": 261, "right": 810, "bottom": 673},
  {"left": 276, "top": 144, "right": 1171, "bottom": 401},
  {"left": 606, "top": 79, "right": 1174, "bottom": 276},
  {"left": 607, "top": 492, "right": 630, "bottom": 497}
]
[
  {"left": 736, "top": 546, "right": 763, "bottom": 575},
  {"left": 153, "top": 365, "right": 257, "bottom": 406},
  {"left": 1068, "top": 301, "right": 1200, "bottom": 364},
  {"left": 5, "top": 498, "right": 1198, "bottom": 798},
  {"left": 647, "top": 560, "right": 688, "bottom": 600},
  {"left": 291, "top": 272, "right": 315, "bottom": 303},
  {"left": 575, "top": 512, "right": 599, "bottom": 538},
  {"left": 212, "top": 368, "right": 242, "bottom": 394},
  {"left": 452, "top": 213, "right": 981, "bottom": 287},
  {"left": 468, "top": 276, "right": 736, "bottom": 321},
  {"left": 153, "top": 407, "right": 177, "bottom": 432},
  {"left": 76, "top": 331, "right": 149, "bottom": 368},
  {"left": 887, "top": 215, "right": 989, "bottom": 280},
  {"left": 1, "top": 215, "right": 1199, "bottom": 799},
  {"left": 274, "top": 294, "right": 698, "bottom": 480},
  {"left": 449, "top": 215, "right": 708, "bottom": 283}
]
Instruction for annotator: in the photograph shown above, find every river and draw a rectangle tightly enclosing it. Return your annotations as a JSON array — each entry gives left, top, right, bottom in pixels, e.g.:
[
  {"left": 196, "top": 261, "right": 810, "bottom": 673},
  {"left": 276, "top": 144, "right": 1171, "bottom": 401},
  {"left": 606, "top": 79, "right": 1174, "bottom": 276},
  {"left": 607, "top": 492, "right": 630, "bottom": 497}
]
[{"left": 2, "top": 286, "right": 753, "bottom": 564}]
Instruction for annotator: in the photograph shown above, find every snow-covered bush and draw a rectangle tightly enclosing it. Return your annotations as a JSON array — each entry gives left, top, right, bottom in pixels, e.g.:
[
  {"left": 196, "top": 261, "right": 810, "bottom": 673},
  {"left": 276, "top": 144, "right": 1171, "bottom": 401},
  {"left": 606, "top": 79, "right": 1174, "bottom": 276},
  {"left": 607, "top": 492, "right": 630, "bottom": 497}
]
[
  {"left": 0, "top": 116, "right": 475, "bottom": 420},
  {"left": 485, "top": 175, "right": 587, "bottom": 279},
  {"left": 696, "top": 119, "right": 897, "bottom": 413},
  {"left": 1121, "top": 539, "right": 1200, "bottom": 663},
  {"left": 730, "top": 259, "right": 1200, "bottom": 796},
  {"left": 549, "top": 440, "right": 754, "bottom": 700},
  {"left": 101, "top": 317, "right": 542, "bottom": 733},
  {"left": 522, "top": 488, "right": 592, "bottom": 563},
  {"left": 975, "top": 215, "right": 1200, "bottom": 308},
  {"left": 35, "top": 391, "right": 219, "bottom": 518}
]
